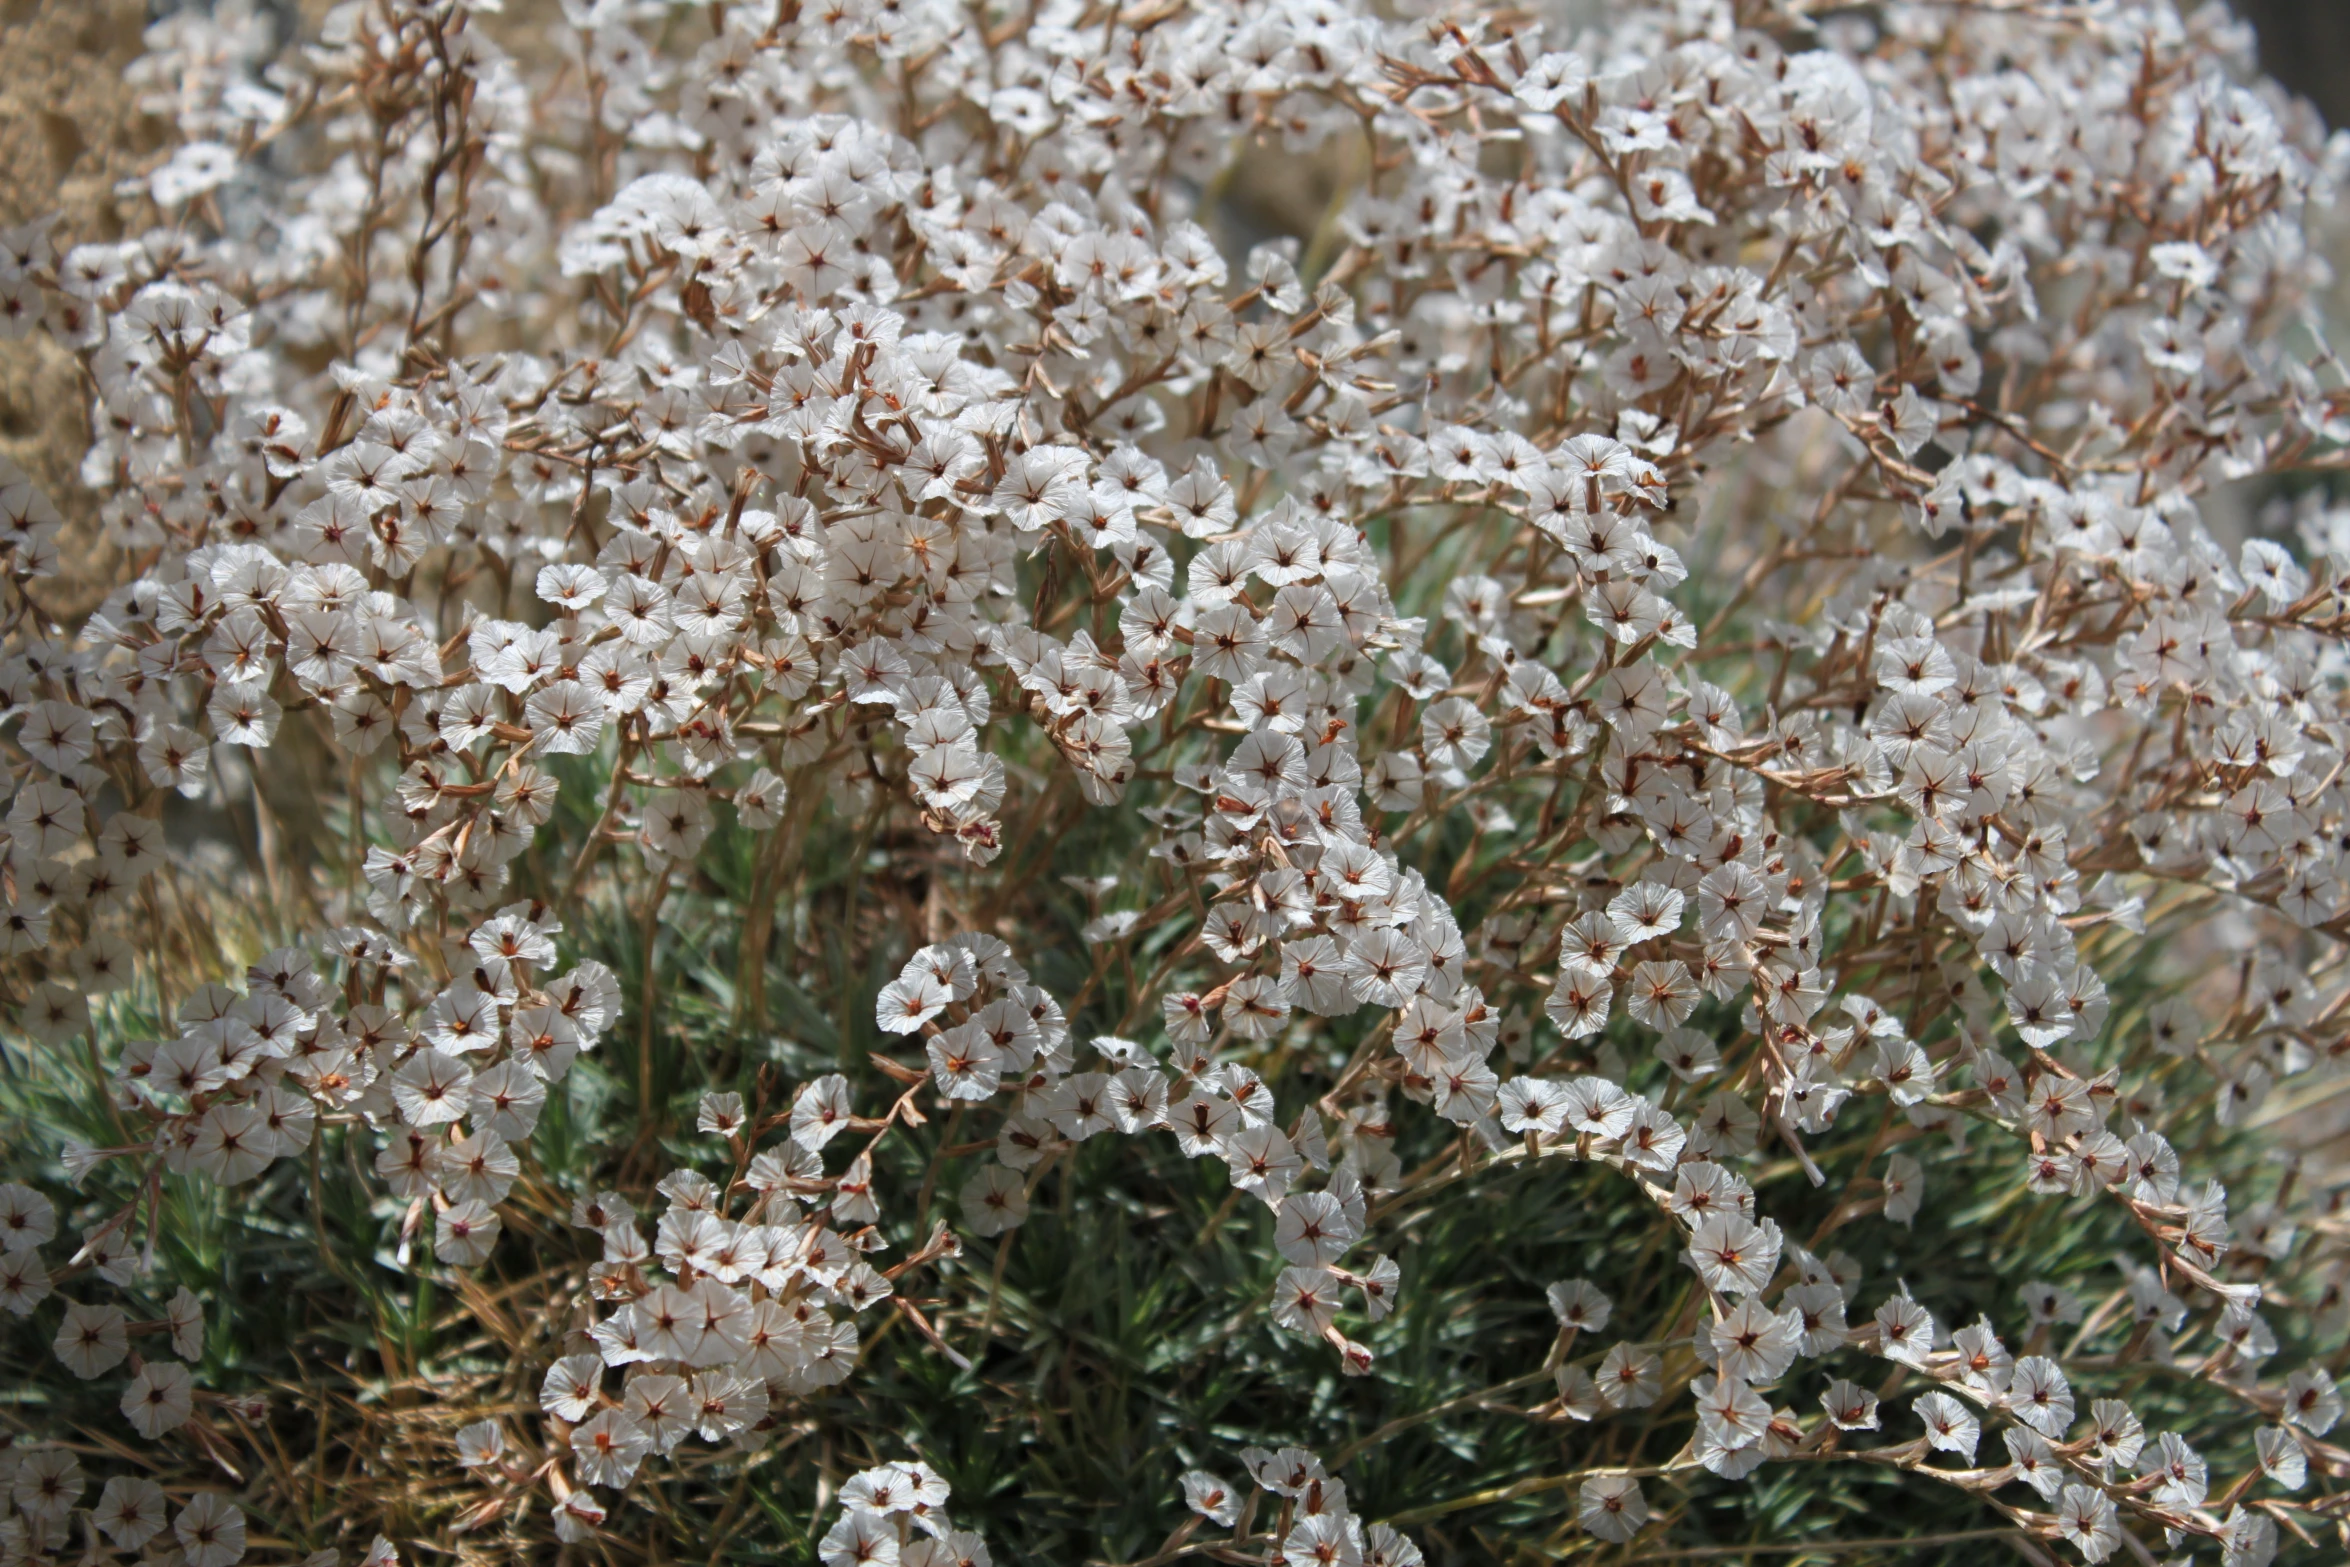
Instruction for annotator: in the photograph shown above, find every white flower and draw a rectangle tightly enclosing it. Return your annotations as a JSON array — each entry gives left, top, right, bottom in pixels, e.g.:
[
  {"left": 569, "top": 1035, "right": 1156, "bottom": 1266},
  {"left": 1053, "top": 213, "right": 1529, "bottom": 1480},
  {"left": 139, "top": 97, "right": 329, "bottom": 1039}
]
[
  {"left": 95, "top": 1476, "right": 171, "bottom": 1550},
  {"left": 1225, "top": 1124, "right": 1302, "bottom": 1207},
  {"left": 572, "top": 1407, "right": 654, "bottom": 1488},
  {"left": 0, "top": 1182, "right": 56, "bottom": 1251},
  {"left": 2051, "top": 1484, "right": 2119, "bottom": 1565},
  {"left": 1874, "top": 1294, "right": 1937, "bottom": 1368},
  {"left": 1820, "top": 1380, "right": 1878, "bottom": 1431},
  {"left": 960, "top": 1165, "right": 1028, "bottom": 1237},
  {"left": 1687, "top": 1213, "right": 1781, "bottom": 1296},
  {"left": 0, "top": 1246, "right": 53, "bottom": 1315},
  {"left": 876, "top": 972, "right": 952, "bottom": 1035},
  {"left": 820, "top": 1507, "right": 901, "bottom": 1567},
  {"left": 149, "top": 141, "right": 239, "bottom": 206},
  {"left": 435, "top": 1199, "right": 502, "bottom": 1265},
  {"left": 2004, "top": 1426, "right": 2064, "bottom": 1500},
  {"left": 12, "top": 1445, "right": 83, "bottom": 1523},
  {"left": 455, "top": 1419, "right": 505, "bottom": 1468},
  {"left": 2284, "top": 1366, "right": 2342, "bottom": 1435},
  {"left": 1576, "top": 1474, "right": 1647, "bottom": 1543},
  {"left": 122, "top": 1360, "right": 196, "bottom": 1438},
  {"left": 1913, "top": 1391, "right": 1978, "bottom": 1461},
  {"left": 1419, "top": 698, "right": 1491, "bottom": 772},
  {"left": 1598, "top": 1342, "right": 1660, "bottom": 1409},
  {"left": 1710, "top": 1297, "right": 1800, "bottom": 1384},
  {"left": 1181, "top": 1471, "right": 1240, "bottom": 1526},
  {"left": 791, "top": 1074, "right": 855, "bottom": 1148},
  {"left": 540, "top": 1353, "right": 604, "bottom": 1423},
  {"left": 1546, "top": 1279, "right": 1612, "bottom": 1334},
  {"left": 174, "top": 1492, "right": 247, "bottom": 1567},
  {"left": 52, "top": 1300, "right": 128, "bottom": 1378},
  {"left": 2008, "top": 1355, "right": 2074, "bottom": 1438},
  {"left": 392, "top": 1049, "right": 475, "bottom": 1128}
]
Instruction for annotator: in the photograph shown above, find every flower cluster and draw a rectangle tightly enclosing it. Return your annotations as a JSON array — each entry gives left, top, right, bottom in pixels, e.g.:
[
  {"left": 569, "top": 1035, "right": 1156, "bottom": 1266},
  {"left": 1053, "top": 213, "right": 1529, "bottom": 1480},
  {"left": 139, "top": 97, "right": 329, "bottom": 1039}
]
[
  {"left": 3, "top": 0, "right": 2350, "bottom": 1556},
  {"left": 1173, "top": 1446, "right": 1424, "bottom": 1567},
  {"left": 809, "top": 1458, "right": 996, "bottom": 1567}
]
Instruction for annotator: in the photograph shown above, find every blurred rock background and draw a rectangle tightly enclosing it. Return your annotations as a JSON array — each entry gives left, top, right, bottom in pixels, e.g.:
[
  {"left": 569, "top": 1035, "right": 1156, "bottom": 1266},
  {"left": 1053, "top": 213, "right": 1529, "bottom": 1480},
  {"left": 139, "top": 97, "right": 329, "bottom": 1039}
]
[
  {"left": 2233, "top": 0, "right": 2350, "bottom": 130},
  {"left": 0, "top": 0, "right": 155, "bottom": 615}
]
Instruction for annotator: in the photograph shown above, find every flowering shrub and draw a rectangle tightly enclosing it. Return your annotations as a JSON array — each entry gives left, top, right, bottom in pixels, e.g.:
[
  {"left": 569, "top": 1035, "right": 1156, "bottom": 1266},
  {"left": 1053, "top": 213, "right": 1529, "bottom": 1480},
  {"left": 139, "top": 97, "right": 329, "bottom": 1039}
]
[{"left": 3, "top": 0, "right": 2350, "bottom": 1558}]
